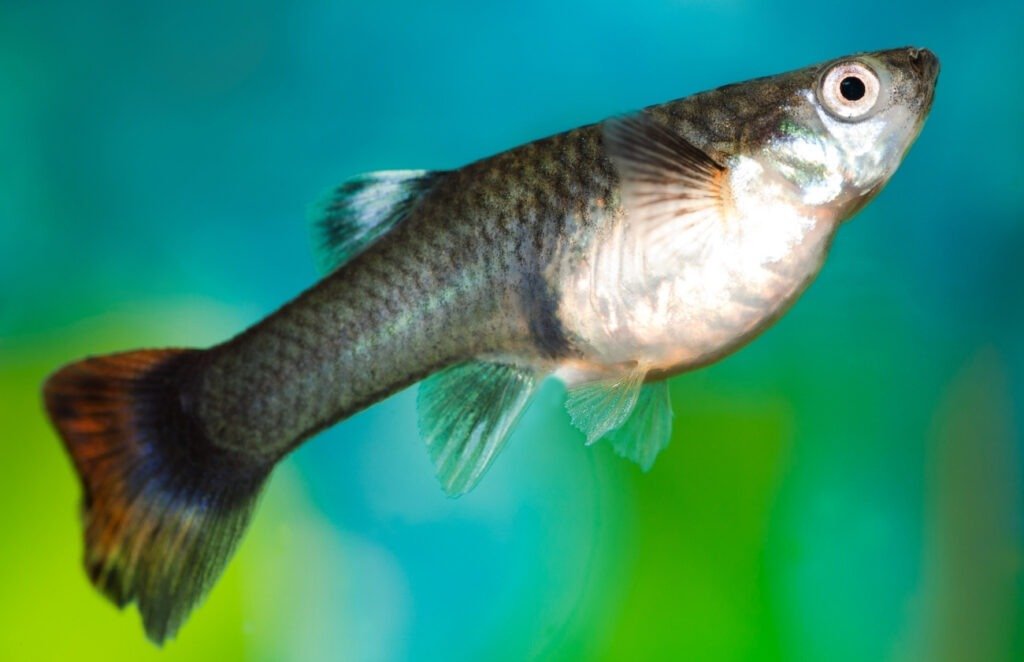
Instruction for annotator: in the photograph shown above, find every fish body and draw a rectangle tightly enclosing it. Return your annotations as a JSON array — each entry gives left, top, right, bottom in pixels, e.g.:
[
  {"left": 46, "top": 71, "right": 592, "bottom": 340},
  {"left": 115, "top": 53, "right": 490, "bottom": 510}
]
[{"left": 43, "top": 47, "right": 938, "bottom": 643}]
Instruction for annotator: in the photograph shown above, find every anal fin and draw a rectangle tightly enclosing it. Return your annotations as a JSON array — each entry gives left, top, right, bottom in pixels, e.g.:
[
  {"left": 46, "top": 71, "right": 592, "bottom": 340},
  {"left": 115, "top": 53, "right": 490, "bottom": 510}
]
[{"left": 417, "top": 361, "right": 542, "bottom": 496}]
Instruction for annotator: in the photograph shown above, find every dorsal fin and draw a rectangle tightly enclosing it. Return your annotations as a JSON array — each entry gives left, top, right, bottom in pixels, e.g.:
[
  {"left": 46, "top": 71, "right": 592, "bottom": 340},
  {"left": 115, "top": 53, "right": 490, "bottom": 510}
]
[
  {"left": 417, "top": 361, "right": 543, "bottom": 496},
  {"left": 310, "top": 169, "right": 441, "bottom": 274}
]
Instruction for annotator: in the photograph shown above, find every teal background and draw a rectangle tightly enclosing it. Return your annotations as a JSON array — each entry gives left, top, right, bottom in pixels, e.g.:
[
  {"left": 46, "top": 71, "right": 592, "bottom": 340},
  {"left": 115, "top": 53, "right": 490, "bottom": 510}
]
[{"left": 1, "top": 1, "right": 1022, "bottom": 660}]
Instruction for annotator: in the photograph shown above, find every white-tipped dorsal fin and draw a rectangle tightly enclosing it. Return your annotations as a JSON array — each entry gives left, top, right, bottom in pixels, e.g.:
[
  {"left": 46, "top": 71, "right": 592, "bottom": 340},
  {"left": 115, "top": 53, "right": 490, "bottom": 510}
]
[
  {"left": 417, "top": 361, "right": 542, "bottom": 497},
  {"left": 606, "top": 380, "right": 674, "bottom": 471},
  {"left": 310, "top": 169, "right": 441, "bottom": 274},
  {"left": 564, "top": 365, "right": 647, "bottom": 445}
]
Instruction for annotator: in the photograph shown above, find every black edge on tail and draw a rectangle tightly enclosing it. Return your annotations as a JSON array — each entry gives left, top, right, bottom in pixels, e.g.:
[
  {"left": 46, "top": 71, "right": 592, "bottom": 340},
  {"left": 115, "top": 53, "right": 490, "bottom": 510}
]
[{"left": 43, "top": 349, "right": 271, "bottom": 644}]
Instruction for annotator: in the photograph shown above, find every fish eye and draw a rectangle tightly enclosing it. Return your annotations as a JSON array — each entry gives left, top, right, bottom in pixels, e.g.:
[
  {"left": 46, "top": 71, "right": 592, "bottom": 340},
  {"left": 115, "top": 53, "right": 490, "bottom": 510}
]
[
  {"left": 840, "top": 76, "right": 865, "bottom": 101},
  {"left": 819, "top": 61, "right": 881, "bottom": 120}
]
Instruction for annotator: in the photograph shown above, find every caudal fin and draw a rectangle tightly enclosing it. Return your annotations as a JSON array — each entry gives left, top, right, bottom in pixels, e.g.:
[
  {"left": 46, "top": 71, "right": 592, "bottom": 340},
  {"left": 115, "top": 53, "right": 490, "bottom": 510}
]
[{"left": 43, "top": 349, "right": 270, "bottom": 644}]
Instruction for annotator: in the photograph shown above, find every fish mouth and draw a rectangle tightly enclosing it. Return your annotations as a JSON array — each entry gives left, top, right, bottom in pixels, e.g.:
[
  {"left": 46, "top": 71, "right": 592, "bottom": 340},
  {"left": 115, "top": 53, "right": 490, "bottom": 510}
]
[
  {"left": 909, "top": 47, "right": 940, "bottom": 86},
  {"left": 908, "top": 47, "right": 940, "bottom": 112}
]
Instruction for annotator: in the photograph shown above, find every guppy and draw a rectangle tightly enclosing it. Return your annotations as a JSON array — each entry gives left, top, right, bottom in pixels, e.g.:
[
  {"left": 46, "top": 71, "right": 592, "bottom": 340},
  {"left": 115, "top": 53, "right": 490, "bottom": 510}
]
[{"left": 44, "top": 46, "right": 938, "bottom": 642}]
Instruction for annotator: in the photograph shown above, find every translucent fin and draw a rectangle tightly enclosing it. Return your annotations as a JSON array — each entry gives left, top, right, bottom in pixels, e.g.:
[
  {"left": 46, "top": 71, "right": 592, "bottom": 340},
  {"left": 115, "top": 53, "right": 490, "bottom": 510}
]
[
  {"left": 603, "top": 113, "right": 725, "bottom": 211},
  {"left": 606, "top": 380, "right": 674, "bottom": 471},
  {"left": 565, "top": 366, "right": 647, "bottom": 445},
  {"left": 43, "top": 349, "right": 271, "bottom": 644},
  {"left": 417, "top": 361, "right": 541, "bottom": 496},
  {"left": 603, "top": 114, "right": 727, "bottom": 262},
  {"left": 311, "top": 169, "right": 441, "bottom": 274}
]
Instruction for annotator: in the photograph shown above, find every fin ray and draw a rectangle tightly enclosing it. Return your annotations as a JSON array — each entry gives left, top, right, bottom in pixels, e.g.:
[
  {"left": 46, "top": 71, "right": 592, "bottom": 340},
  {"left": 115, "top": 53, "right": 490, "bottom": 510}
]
[
  {"left": 311, "top": 169, "right": 441, "bottom": 274},
  {"left": 43, "top": 350, "right": 270, "bottom": 644},
  {"left": 565, "top": 366, "right": 647, "bottom": 445},
  {"left": 603, "top": 113, "right": 724, "bottom": 199},
  {"left": 604, "top": 114, "right": 727, "bottom": 263},
  {"left": 607, "top": 380, "right": 674, "bottom": 470},
  {"left": 417, "top": 361, "right": 541, "bottom": 496}
]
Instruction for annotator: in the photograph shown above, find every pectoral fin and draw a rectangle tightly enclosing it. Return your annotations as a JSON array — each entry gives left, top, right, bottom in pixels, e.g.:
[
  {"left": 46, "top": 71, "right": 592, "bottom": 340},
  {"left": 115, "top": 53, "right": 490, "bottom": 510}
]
[
  {"left": 417, "top": 361, "right": 541, "bottom": 497},
  {"left": 603, "top": 113, "right": 725, "bottom": 212},
  {"left": 603, "top": 114, "right": 727, "bottom": 261}
]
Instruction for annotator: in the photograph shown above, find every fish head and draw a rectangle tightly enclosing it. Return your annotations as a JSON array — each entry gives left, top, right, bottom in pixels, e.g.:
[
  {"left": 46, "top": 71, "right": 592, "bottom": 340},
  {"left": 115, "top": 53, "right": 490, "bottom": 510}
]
[{"left": 747, "top": 46, "right": 939, "bottom": 222}]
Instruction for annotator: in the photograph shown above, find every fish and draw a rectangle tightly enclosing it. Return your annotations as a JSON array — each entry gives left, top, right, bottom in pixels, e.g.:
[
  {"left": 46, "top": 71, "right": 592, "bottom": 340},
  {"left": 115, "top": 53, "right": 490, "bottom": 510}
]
[{"left": 42, "top": 46, "right": 938, "bottom": 643}]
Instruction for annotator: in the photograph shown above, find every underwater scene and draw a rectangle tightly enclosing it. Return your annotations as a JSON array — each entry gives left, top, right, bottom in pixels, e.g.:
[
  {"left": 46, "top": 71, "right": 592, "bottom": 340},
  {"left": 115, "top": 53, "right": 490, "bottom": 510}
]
[{"left": 1, "top": 0, "right": 1022, "bottom": 659}]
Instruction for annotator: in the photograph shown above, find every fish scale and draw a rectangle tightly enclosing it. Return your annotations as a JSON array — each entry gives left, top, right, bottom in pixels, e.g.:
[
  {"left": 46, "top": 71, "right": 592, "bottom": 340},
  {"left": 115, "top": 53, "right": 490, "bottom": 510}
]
[{"left": 194, "top": 139, "right": 587, "bottom": 454}]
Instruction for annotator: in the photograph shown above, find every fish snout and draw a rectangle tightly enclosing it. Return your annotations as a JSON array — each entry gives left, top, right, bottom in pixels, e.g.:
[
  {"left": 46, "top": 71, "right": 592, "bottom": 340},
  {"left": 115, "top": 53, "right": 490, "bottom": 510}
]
[{"left": 908, "top": 47, "right": 940, "bottom": 83}]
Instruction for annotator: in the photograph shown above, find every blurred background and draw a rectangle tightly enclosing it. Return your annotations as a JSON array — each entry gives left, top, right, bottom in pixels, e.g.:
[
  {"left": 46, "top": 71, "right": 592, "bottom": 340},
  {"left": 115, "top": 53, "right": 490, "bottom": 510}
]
[{"left": 1, "top": 0, "right": 1022, "bottom": 659}]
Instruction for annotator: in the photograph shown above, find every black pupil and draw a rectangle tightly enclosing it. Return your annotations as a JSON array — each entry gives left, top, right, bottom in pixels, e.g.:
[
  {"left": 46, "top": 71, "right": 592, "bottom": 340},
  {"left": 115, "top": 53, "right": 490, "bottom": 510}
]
[{"left": 840, "top": 76, "right": 866, "bottom": 101}]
